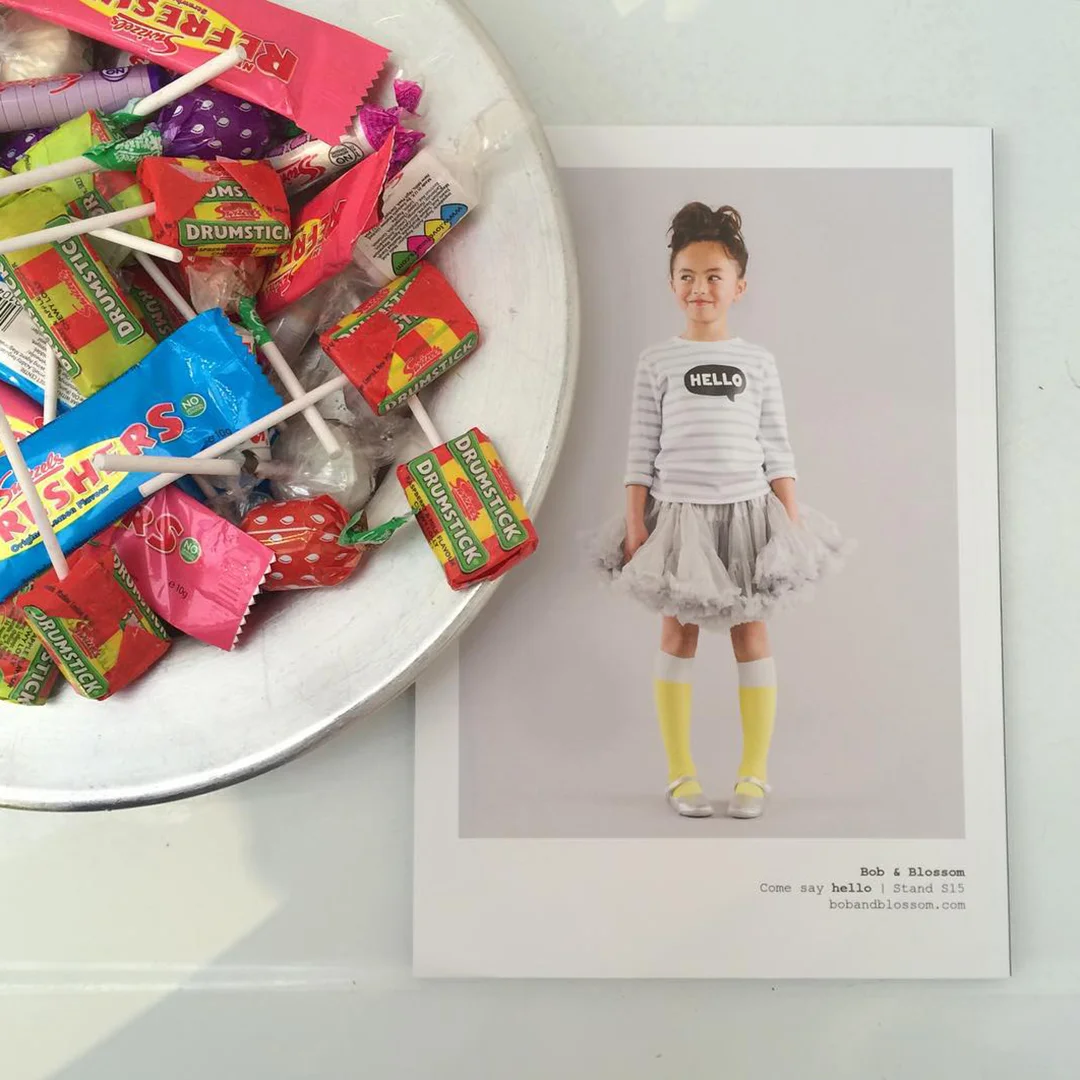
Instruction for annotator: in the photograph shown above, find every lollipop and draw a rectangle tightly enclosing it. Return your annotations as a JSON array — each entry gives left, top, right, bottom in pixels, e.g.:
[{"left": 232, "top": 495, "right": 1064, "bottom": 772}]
[{"left": 160, "top": 85, "right": 281, "bottom": 161}]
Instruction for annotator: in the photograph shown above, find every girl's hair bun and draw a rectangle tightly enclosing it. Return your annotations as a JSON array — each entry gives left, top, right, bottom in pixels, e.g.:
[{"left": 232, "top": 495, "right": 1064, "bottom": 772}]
[{"left": 669, "top": 202, "right": 748, "bottom": 276}]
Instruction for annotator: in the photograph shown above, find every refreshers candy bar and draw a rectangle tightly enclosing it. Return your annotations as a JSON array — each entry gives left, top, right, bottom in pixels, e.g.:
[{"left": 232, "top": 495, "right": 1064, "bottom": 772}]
[
  {"left": 107, "top": 487, "right": 274, "bottom": 651},
  {"left": 257, "top": 135, "right": 394, "bottom": 318},
  {"left": 0, "top": 65, "right": 164, "bottom": 133},
  {"left": 398, "top": 428, "right": 537, "bottom": 590},
  {"left": 0, "top": 0, "right": 390, "bottom": 146},
  {"left": 0, "top": 186, "right": 155, "bottom": 397},
  {"left": 0, "top": 590, "right": 58, "bottom": 706},
  {"left": 137, "top": 156, "right": 291, "bottom": 260},
  {"left": 18, "top": 541, "right": 171, "bottom": 700},
  {"left": 320, "top": 263, "right": 480, "bottom": 416},
  {"left": 0, "top": 308, "right": 282, "bottom": 602}
]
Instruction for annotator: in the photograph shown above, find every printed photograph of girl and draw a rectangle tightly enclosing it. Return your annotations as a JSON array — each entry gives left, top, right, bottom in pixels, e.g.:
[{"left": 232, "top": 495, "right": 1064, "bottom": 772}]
[
  {"left": 592, "top": 202, "right": 852, "bottom": 820},
  {"left": 457, "top": 161, "right": 967, "bottom": 840}
]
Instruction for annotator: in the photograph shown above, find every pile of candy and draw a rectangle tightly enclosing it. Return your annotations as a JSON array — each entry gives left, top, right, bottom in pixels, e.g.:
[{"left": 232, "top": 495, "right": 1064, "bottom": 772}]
[{"left": 0, "top": 0, "right": 538, "bottom": 705}]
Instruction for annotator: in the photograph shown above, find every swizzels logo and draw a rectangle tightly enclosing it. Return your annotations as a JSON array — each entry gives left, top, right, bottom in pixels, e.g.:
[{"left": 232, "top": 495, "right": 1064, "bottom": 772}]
[
  {"left": 79, "top": 0, "right": 300, "bottom": 82},
  {"left": 263, "top": 200, "right": 346, "bottom": 293},
  {"left": 0, "top": 403, "right": 185, "bottom": 559}
]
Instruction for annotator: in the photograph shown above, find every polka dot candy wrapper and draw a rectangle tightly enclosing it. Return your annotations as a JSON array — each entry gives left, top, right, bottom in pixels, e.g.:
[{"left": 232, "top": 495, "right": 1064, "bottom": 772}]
[
  {"left": 240, "top": 495, "right": 367, "bottom": 591},
  {"left": 160, "top": 86, "right": 281, "bottom": 161},
  {"left": 397, "top": 428, "right": 537, "bottom": 591}
]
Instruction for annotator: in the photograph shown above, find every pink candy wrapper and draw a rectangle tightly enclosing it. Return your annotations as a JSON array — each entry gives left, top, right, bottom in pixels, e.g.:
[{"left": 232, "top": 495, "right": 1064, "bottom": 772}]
[
  {"left": 106, "top": 487, "right": 274, "bottom": 651},
  {"left": 0, "top": 383, "right": 43, "bottom": 452},
  {"left": 2, "top": 0, "right": 390, "bottom": 144}
]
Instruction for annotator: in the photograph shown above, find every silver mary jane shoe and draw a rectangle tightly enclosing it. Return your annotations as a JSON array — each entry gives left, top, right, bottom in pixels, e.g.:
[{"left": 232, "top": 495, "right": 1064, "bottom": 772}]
[
  {"left": 665, "top": 777, "right": 714, "bottom": 818},
  {"left": 726, "top": 777, "right": 771, "bottom": 820}
]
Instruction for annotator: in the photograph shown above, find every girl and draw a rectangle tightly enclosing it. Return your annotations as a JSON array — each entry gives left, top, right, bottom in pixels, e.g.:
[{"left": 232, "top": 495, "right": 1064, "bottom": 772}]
[{"left": 594, "top": 202, "right": 850, "bottom": 821}]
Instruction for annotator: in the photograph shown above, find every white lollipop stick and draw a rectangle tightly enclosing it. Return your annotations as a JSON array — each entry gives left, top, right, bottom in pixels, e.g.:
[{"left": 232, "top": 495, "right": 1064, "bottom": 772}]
[
  {"left": 408, "top": 396, "right": 442, "bottom": 448},
  {"left": 133, "top": 253, "right": 196, "bottom": 320},
  {"left": 93, "top": 453, "right": 293, "bottom": 480},
  {"left": 0, "top": 203, "right": 155, "bottom": 256},
  {"left": 257, "top": 335, "right": 342, "bottom": 458},
  {"left": 130, "top": 46, "right": 246, "bottom": 119},
  {"left": 0, "top": 408, "right": 68, "bottom": 579},
  {"left": 91, "top": 228, "right": 181, "bottom": 263},
  {"left": 0, "top": 48, "right": 247, "bottom": 200},
  {"left": 42, "top": 344, "right": 58, "bottom": 425},
  {"left": 137, "top": 375, "right": 350, "bottom": 499},
  {"left": 0, "top": 155, "right": 97, "bottom": 199}
]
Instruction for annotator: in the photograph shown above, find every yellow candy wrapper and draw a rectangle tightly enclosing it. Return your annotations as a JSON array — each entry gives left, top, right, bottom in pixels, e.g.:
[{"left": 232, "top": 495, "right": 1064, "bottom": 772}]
[{"left": 0, "top": 187, "right": 155, "bottom": 398}]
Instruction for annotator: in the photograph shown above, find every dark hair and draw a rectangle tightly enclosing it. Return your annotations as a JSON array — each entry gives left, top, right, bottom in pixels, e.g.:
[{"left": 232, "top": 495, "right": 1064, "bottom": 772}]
[{"left": 669, "top": 202, "right": 749, "bottom": 278}]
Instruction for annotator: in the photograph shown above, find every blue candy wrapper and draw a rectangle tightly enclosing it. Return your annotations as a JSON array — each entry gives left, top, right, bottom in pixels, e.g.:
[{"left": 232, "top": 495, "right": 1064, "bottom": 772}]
[{"left": 0, "top": 309, "right": 282, "bottom": 602}]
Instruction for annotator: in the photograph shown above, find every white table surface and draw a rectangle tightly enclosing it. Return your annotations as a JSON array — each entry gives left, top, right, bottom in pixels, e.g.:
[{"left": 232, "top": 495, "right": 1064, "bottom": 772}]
[{"left": 3, "top": 1, "right": 1077, "bottom": 1076}]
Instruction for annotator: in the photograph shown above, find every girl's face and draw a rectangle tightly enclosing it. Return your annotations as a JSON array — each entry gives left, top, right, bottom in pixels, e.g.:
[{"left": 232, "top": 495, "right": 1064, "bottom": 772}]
[{"left": 671, "top": 242, "right": 746, "bottom": 326}]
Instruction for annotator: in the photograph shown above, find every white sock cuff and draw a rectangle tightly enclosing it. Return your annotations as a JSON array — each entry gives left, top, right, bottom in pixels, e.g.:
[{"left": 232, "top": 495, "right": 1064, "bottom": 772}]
[
  {"left": 655, "top": 652, "right": 694, "bottom": 683},
  {"left": 738, "top": 657, "right": 776, "bottom": 688}
]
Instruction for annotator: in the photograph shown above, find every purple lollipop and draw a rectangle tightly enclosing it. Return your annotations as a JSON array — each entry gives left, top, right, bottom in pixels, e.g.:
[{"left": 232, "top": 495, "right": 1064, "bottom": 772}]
[
  {"left": 0, "top": 127, "right": 54, "bottom": 171},
  {"left": 159, "top": 86, "right": 280, "bottom": 160}
]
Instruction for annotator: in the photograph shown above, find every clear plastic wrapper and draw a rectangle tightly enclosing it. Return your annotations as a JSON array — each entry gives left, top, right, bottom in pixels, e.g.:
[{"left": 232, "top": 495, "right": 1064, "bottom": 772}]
[
  {"left": 0, "top": 7, "right": 94, "bottom": 81},
  {"left": 268, "top": 418, "right": 376, "bottom": 514},
  {"left": 186, "top": 254, "right": 267, "bottom": 315}
]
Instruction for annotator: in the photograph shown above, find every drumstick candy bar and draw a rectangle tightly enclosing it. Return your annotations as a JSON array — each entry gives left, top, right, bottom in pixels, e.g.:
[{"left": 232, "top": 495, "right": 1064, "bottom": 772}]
[
  {"left": 0, "top": 589, "right": 58, "bottom": 705},
  {"left": 136, "top": 156, "right": 290, "bottom": 260},
  {"left": 0, "top": 308, "right": 282, "bottom": 602},
  {"left": 18, "top": 540, "right": 170, "bottom": 700},
  {"left": 0, "top": 186, "right": 156, "bottom": 396},
  {"left": 398, "top": 428, "right": 537, "bottom": 590},
  {"left": 319, "top": 262, "right": 480, "bottom": 416},
  {"left": 0, "top": 0, "right": 390, "bottom": 146}
]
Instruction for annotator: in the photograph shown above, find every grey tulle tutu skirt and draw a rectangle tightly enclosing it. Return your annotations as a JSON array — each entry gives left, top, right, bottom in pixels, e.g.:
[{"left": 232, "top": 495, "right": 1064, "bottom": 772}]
[{"left": 591, "top": 492, "right": 852, "bottom": 630}]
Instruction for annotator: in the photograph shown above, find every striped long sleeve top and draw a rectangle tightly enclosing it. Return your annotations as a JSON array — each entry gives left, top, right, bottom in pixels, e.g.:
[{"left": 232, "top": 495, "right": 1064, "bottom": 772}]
[{"left": 624, "top": 337, "right": 797, "bottom": 505}]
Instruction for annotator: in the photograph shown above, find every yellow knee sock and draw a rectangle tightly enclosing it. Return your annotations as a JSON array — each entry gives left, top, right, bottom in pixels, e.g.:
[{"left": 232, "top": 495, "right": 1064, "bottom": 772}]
[
  {"left": 735, "top": 658, "right": 777, "bottom": 798},
  {"left": 654, "top": 653, "right": 701, "bottom": 799}
]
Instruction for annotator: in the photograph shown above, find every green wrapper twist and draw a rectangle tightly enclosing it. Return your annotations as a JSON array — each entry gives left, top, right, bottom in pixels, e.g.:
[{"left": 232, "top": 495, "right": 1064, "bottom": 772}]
[
  {"left": 237, "top": 296, "right": 273, "bottom": 347},
  {"left": 340, "top": 511, "right": 417, "bottom": 548},
  {"left": 83, "top": 127, "right": 163, "bottom": 173}
]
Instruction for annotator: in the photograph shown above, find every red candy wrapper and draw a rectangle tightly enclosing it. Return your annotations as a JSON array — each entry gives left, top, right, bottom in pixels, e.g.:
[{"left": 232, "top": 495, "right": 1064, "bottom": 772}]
[
  {"left": 240, "top": 495, "right": 366, "bottom": 591},
  {"left": 0, "top": 0, "right": 390, "bottom": 145},
  {"left": 136, "top": 156, "right": 291, "bottom": 260},
  {"left": 106, "top": 488, "right": 275, "bottom": 651},
  {"left": 17, "top": 542, "right": 171, "bottom": 700},
  {"left": 398, "top": 428, "right": 538, "bottom": 591},
  {"left": 258, "top": 135, "right": 394, "bottom": 318},
  {"left": 320, "top": 262, "right": 480, "bottom": 416}
]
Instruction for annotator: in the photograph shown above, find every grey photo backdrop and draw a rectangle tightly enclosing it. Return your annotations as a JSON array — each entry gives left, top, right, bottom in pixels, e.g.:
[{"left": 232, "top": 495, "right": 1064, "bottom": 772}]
[{"left": 460, "top": 165, "right": 963, "bottom": 839}]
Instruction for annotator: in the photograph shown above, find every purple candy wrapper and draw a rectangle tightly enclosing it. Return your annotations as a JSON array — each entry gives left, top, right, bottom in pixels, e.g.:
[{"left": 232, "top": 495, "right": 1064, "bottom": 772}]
[
  {"left": 394, "top": 78, "right": 424, "bottom": 114},
  {"left": 0, "top": 65, "right": 164, "bottom": 134},
  {"left": 0, "top": 126, "right": 53, "bottom": 170},
  {"left": 160, "top": 86, "right": 281, "bottom": 160}
]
